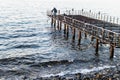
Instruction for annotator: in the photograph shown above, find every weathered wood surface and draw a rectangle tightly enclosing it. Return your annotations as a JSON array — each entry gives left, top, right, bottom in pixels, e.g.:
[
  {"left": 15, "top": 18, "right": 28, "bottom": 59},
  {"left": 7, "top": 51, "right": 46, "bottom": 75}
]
[{"left": 59, "top": 15, "right": 120, "bottom": 46}]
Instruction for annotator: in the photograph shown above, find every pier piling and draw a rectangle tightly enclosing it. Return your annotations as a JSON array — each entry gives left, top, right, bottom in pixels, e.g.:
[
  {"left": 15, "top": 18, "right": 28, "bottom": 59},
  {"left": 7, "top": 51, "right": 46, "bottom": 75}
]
[
  {"left": 64, "top": 23, "right": 66, "bottom": 34},
  {"left": 110, "top": 45, "right": 114, "bottom": 59},
  {"left": 51, "top": 17, "right": 53, "bottom": 26},
  {"left": 57, "top": 19, "right": 59, "bottom": 30},
  {"left": 72, "top": 27, "right": 76, "bottom": 42},
  {"left": 54, "top": 18, "right": 56, "bottom": 28},
  {"left": 59, "top": 21, "right": 62, "bottom": 30},
  {"left": 95, "top": 38, "right": 99, "bottom": 55},
  {"left": 66, "top": 25, "right": 69, "bottom": 39},
  {"left": 78, "top": 31, "right": 81, "bottom": 45}
]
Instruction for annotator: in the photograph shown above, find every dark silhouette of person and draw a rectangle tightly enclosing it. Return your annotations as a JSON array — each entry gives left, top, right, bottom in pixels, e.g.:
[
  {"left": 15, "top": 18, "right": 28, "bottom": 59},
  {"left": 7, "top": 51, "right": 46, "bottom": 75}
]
[{"left": 51, "top": 7, "right": 57, "bottom": 17}]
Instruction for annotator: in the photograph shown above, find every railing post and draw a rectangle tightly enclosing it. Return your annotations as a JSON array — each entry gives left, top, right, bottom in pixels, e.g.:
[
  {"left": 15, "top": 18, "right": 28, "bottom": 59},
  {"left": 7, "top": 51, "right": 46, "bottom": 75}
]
[
  {"left": 103, "top": 15, "right": 106, "bottom": 22},
  {"left": 110, "top": 16, "right": 112, "bottom": 23},
  {"left": 113, "top": 17, "right": 115, "bottom": 23},
  {"left": 101, "top": 14, "right": 103, "bottom": 20},
  {"left": 117, "top": 18, "right": 119, "bottom": 24},
  {"left": 96, "top": 13, "right": 98, "bottom": 19},
  {"left": 58, "top": 10, "right": 60, "bottom": 15},
  {"left": 107, "top": 15, "right": 109, "bottom": 22},
  {"left": 69, "top": 10, "right": 71, "bottom": 15},
  {"left": 98, "top": 11, "right": 100, "bottom": 20},
  {"left": 103, "top": 15, "right": 106, "bottom": 28},
  {"left": 81, "top": 10, "right": 83, "bottom": 15},
  {"left": 72, "top": 8, "right": 74, "bottom": 15}
]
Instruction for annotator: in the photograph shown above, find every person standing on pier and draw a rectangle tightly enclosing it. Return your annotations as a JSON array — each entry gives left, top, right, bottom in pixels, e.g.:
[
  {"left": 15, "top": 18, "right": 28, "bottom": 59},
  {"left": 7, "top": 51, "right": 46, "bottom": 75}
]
[{"left": 51, "top": 7, "right": 57, "bottom": 17}]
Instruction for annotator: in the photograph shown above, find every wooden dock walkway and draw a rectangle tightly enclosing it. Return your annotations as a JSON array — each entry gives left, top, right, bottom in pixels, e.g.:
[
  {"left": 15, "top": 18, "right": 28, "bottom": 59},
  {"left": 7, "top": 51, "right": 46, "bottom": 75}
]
[{"left": 47, "top": 9, "right": 120, "bottom": 59}]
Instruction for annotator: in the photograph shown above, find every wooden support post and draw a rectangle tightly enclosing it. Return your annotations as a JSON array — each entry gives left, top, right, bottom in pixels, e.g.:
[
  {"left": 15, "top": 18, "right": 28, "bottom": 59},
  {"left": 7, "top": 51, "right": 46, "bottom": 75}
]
[
  {"left": 95, "top": 38, "right": 99, "bottom": 55},
  {"left": 57, "top": 19, "right": 59, "bottom": 30},
  {"left": 72, "top": 27, "right": 76, "bottom": 42},
  {"left": 51, "top": 17, "right": 53, "bottom": 26},
  {"left": 78, "top": 31, "right": 81, "bottom": 45},
  {"left": 110, "top": 44, "right": 114, "bottom": 59},
  {"left": 66, "top": 25, "right": 69, "bottom": 39},
  {"left": 59, "top": 21, "right": 62, "bottom": 30},
  {"left": 118, "top": 35, "right": 120, "bottom": 47},
  {"left": 54, "top": 18, "right": 56, "bottom": 28},
  {"left": 64, "top": 23, "right": 66, "bottom": 34}
]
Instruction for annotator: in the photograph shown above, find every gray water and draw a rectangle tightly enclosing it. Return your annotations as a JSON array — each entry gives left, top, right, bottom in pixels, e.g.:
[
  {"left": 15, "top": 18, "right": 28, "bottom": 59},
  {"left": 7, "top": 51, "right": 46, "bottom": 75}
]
[{"left": 0, "top": 0, "right": 120, "bottom": 79}]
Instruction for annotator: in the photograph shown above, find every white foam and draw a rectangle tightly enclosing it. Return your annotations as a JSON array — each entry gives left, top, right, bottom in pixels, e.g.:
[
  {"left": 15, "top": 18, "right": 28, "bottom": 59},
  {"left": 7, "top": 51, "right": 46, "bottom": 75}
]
[
  {"left": 41, "top": 65, "right": 115, "bottom": 77},
  {"left": 79, "top": 65, "right": 115, "bottom": 74}
]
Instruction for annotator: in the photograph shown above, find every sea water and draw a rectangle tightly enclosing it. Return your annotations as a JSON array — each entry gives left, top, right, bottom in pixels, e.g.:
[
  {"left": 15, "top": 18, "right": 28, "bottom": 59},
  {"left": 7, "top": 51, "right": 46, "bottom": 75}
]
[{"left": 0, "top": 0, "right": 120, "bottom": 79}]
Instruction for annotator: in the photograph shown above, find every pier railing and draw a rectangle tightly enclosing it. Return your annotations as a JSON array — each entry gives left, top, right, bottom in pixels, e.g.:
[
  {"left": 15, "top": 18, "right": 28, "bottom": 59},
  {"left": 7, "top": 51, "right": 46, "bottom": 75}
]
[
  {"left": 47, "top": 9, "right": 120, "bottom": 25},
  {"left": 64, "top": 9, "right": 120, "bottom": 25},
  {"left": 64, "top": 16, "right": 120, "bottom": 45}
]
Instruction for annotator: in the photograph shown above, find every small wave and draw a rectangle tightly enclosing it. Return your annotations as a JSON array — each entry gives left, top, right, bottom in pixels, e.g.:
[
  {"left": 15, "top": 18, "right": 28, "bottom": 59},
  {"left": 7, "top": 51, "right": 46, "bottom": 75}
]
[
  {"left": 0, "top": 56, "right": 39, "bottom": 66},
  {"left": 0, "top": 33, "right": 37, "bottom": 40},
  {"left": 30, "top": 60, "right": 72, "bottom": 67},
  {"left": 8, "top": 33, "right": 37, "bottom": 38},
  {"left": 0, "top": 36, "right": 9, "bottom": 39},
  {"left": 15, "top": 30, "right": 29, "bottom": 32},
  {"left": 5, "top": 69, "right": 30, "bottom": 75},
  {"left": 17, "top": 21, "right": 32, "bottom": 25},
  {"left": 13, "top": 44, "right": 40, "bottom": 49},
  {"left": 0, "top": 58, "right": 17, "bottom": 65},
  {"left": 41, "top": 65, "right": 115, "bottom": 77},
  {"left": 2, "top": 23, "right": 21, "bottom": 27}
]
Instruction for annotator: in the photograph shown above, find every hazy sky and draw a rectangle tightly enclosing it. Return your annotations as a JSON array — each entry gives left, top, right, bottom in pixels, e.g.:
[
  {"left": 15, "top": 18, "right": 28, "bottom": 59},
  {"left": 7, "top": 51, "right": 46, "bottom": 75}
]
[{"left": 0, "top": 0, "right": 120, "bottom": 17}]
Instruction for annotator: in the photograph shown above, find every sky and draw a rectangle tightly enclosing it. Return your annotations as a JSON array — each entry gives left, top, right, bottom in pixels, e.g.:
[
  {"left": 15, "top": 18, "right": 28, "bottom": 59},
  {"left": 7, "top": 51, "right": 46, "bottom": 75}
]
[{"left": 0, "top": 0, "right": 120, "bottom": 17}]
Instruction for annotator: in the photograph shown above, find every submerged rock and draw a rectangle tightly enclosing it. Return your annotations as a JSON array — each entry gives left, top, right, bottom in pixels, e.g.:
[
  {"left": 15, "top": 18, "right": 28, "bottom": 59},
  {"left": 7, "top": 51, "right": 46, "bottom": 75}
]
[
  {"left": 95, "top": 73, "right": 102, "bottom": 79},
  {"left": 75, "top": 73, "right": 81, "bottom": 80}
]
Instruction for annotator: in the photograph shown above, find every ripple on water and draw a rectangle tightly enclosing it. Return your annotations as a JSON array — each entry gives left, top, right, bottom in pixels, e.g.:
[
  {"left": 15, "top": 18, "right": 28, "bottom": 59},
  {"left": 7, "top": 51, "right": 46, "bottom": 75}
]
[{"left": 13, "top": 44, "right": 40, "bottom": 49}]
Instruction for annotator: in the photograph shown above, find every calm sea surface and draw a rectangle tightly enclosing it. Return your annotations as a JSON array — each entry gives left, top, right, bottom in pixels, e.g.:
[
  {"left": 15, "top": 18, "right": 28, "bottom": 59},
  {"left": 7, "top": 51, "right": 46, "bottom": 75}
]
[{"left": 0, "top": 0, "right": 120, "bottom": 79}]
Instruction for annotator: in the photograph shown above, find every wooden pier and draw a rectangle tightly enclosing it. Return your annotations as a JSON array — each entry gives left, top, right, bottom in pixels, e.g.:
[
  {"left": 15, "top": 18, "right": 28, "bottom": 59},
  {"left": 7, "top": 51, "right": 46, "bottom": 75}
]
[{"left": 47, "top": 9, "right": 120, "bottom": 59}]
